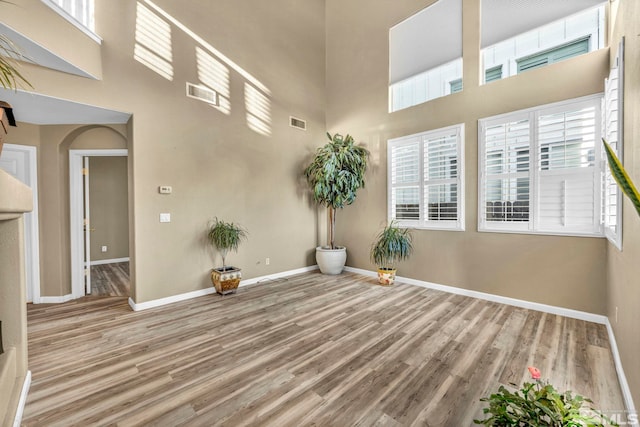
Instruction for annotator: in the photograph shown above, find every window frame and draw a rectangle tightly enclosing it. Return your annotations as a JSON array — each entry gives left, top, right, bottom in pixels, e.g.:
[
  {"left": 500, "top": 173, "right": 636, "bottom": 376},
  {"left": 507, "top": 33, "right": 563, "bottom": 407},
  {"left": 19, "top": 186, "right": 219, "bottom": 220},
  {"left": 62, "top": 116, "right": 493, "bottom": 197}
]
[
  {"left": 603, "top": 39, "right": 624, "bottom": 250},
  {"left": 41, "top": 0, "right": 101, "bottom": 44},
  {"left": 388, "top": 124, "right": 465, "bottom": 231},
  {"left": 478, "top": 94, "right": 604, "bottom": 237}
]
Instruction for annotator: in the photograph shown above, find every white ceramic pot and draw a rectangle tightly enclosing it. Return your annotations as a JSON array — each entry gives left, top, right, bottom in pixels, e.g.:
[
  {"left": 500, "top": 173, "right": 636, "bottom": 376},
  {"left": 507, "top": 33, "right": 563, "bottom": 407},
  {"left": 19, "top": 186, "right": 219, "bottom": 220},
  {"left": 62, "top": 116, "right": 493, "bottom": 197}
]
[{"left": 316, "top": 246, "right": 347, "bottom": 275}]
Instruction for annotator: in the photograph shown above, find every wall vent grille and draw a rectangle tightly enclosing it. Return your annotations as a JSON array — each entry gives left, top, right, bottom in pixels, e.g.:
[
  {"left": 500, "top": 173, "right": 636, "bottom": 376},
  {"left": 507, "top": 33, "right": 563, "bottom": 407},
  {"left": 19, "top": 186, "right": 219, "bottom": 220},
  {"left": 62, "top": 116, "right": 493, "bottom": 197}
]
[
  {"left": 186, "top": 82, "right": 218, "bottom": 106},
  {"left": 289, "top": 116, "right": 307, "bottom": 131}
]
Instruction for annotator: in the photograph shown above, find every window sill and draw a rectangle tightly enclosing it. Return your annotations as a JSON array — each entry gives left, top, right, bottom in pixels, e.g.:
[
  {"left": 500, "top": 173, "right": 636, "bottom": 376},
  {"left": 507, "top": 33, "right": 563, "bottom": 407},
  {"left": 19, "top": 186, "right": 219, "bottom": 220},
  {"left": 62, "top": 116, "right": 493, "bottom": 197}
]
[
  {"left": 478, "top": 226, "right": 604, "bottom": 239},
  {"left": 41, "top": 0, "right": 102, "bottom": 45},
  {"left": 393, "top": 220, "right": 465, "bottom": 232}
]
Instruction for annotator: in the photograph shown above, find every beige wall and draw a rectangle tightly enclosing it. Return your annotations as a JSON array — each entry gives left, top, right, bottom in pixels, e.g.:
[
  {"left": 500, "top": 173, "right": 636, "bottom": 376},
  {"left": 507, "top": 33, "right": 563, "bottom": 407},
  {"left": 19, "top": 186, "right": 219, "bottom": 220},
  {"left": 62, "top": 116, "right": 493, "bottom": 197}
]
[
  {"left": 0, "top": 0, "right": 102, "bottom": 79},
  {"left": 0, "top": 170, "right": 31, "bottom": 425},
  {"left": 0, "top": 0, "right": 637, "bottom": 414},
  {"left": 4, "top": 0, "right": 326, "bottom": 302},
  {"left": 89, "top": 156, "right": 129, "bottom": 262},
  {"left": 325, "top": 0, "right": 609, "bottom": 314},
  {"left": 607, "top": 0, "right": 640, "bottom": 409}
]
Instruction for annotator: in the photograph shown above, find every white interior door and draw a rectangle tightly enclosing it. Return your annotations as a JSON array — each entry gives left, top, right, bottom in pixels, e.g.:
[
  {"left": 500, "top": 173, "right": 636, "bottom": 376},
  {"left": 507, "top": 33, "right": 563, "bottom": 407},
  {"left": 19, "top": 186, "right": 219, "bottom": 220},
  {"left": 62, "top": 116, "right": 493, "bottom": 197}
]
[{"left": 0, "top": 144, "right": 41, "bottom": 303}]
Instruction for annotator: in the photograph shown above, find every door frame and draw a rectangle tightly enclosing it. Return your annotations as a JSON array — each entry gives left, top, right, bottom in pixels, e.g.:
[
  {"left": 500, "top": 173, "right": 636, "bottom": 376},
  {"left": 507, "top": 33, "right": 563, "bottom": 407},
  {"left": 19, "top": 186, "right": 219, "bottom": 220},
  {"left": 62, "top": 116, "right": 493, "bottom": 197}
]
[
  {"left": 69, "top": 149, "right": 128, "bottom": 299},
  {"left": 1, "top": 143, "right": 41, "bottom": 303}
]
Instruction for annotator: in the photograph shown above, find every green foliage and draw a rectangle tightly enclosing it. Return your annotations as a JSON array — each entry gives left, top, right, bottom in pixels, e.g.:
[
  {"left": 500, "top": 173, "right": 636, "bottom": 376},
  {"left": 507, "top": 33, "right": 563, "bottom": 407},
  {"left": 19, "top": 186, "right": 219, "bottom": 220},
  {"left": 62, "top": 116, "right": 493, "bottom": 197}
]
[
  {"left": 475, "top": 380, "right": 617, "bottom": 427},
  {"left": 370, "top": 221, "right": 413, "bottom": 269},
  {"left": 303, "top": 132, "right": 369, "bottom": 248},
  {"left": 207, "top": 218, "right": 247, "bottom": 269},
  {"left": 0, "top": 0, "right": 32, "bottom": 90},
  {"left": 304, "top": 132, "right": 369, "bottom": 210},
  {"left": 603, "top": 139, "right": 640, "bottom": 218}
]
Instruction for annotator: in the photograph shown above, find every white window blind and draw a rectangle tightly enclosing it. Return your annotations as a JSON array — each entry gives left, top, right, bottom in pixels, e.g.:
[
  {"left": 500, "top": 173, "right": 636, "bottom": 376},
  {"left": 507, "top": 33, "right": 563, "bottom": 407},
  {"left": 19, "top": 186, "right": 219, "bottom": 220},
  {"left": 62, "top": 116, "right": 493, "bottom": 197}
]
[
  {"left": 390, "top": 140, "right": 421, "bottom": 221},
  {"left": 602, "top": 40, "right": 624, "bottom": 249},
  {"left": 537, "top": 105, "right": 599, "bottom": 233},
  {"left": 389, "top": 124, "right": 465, "bottom": 230},
  {"left": 479, "top": 96, "right": 603, "bottom": 236},
  {"left": 483, "top": 115, "right": 531, "bottom": 230}
]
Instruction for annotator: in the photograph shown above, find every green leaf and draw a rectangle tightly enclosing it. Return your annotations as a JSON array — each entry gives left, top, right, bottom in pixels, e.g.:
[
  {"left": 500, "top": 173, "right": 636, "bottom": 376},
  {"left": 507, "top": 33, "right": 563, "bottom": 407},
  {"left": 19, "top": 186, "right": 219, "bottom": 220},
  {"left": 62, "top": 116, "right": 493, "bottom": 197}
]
[
  {"left": 603, "top": 138, "right": 640, "bottom": 218},
  {"left": 0, "top": 32, "right": 32, "bottom": 90},
  {"left": 303, "top": 132, "right": 369, "bottom": 245}
]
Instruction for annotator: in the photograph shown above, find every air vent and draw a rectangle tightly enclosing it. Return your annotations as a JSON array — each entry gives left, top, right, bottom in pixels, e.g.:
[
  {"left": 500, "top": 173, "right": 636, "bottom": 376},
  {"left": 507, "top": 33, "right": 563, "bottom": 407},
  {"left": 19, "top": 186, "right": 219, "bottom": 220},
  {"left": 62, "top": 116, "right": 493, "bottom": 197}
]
[
  {"left": 186, "top": 82, "right": 218, "bottom": 106},
  {"left": 289, "top": 116, "right": 307, "bottom": 131}
]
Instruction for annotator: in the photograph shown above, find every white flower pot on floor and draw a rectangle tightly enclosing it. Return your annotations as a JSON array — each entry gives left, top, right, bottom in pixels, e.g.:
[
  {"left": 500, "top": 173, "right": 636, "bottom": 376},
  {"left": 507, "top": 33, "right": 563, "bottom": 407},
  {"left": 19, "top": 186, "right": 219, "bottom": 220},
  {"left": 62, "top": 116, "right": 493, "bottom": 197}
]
[{"left": 316, "top": 246, "right": 347, "bottom": 275}]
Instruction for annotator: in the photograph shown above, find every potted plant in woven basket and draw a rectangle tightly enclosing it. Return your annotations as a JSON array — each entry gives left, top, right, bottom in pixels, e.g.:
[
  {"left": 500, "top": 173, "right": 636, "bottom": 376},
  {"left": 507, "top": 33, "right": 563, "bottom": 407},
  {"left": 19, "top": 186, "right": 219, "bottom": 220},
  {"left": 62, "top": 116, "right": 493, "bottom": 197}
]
[
  {"left": 370, "top": 221, "right": 413, "bottom": 286},
  {"left": 207, "top": 217, "right": 247, "bottom": 295}
]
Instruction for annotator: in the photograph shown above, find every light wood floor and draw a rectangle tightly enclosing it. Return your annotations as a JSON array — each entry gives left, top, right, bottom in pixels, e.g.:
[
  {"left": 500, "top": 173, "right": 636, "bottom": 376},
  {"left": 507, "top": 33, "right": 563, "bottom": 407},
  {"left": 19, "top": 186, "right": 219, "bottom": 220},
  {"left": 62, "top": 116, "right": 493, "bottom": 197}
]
[
  {"left": 23, "top": 272, "right": 624, "bottom": 426},
  {"left": 90, "top": 262, "right": 130, "bottom": 297}
]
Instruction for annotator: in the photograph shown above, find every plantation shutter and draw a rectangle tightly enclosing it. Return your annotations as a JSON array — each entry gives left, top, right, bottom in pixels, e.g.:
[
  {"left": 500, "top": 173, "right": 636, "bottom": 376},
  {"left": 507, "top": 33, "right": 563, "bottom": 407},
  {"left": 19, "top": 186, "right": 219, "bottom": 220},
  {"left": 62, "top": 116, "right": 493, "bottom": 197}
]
[
  {"left": 536, "top": 103, "right": 601, "bottom": 234},
  {"left": 603, "top": 40, "right": 624, "bottom": 249},
  {"left": 388, "top": 124, "right": 465, "bottom": 230},
  {"left": 423, "top": 128, "right": 462, "bottom": 228},
  {"left": 480, "top": 116, "right": 531, "bottom": 230},
  {"left": 389, "top": 139, "right": 421, "bottom": 222}
]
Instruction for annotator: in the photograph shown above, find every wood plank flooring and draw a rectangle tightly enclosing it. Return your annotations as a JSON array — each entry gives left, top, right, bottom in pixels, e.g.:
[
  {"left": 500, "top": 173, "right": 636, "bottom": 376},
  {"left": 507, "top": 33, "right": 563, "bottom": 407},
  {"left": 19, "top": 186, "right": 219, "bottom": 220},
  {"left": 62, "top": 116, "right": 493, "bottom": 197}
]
[
  {"left": 90, "top": 262, "right": 130, "bottom": 297},
  {"left": 22, "top": 272, "right": 625, "bottom": 426}
]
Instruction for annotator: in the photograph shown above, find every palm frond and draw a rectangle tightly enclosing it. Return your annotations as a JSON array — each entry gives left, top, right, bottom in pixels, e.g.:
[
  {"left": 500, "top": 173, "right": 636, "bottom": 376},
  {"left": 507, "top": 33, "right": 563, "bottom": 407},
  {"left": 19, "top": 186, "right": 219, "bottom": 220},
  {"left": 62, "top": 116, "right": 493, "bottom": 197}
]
[{"left": 0, "top": 32, "right": 33, "bottom": 90}]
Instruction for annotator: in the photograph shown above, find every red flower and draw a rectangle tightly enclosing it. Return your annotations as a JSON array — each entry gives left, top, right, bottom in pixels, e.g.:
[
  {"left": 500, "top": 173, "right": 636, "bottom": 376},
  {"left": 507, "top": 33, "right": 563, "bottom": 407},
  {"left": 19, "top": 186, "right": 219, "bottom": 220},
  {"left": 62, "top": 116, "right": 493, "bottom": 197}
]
[{"left": 528, "top": 366, "right": 541, "bottom": 380}]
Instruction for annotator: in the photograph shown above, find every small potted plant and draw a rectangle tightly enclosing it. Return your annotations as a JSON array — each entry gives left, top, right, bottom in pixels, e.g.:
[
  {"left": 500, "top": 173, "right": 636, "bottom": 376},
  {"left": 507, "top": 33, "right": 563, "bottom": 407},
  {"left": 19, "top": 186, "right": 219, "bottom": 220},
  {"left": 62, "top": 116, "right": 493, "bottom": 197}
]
[
  {"left": 475, "top": 367, "right": 617, "bottom": 426},
  {"left": 304, "top": 132, "right": 369, "bottom": 275},
  {"left": 370, "top": 221, "right": 413, "bottom": 285},
  {"left": 207, "top": 217, "right": 247, "bottom": 295}
]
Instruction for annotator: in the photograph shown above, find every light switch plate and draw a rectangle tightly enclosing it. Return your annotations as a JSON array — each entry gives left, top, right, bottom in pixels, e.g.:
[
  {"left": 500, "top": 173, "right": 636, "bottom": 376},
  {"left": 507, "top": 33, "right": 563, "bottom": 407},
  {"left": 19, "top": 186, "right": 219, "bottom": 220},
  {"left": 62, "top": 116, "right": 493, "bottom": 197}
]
[{"left": 160, "top": 213, "right": 171, "bottom": 223}]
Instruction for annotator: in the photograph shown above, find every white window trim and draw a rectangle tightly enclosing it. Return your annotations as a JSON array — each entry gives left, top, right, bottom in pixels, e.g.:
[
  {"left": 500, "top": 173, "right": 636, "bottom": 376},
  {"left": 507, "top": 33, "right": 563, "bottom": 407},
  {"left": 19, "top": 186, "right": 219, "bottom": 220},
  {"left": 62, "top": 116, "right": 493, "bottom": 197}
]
[
  {"left": 478, "top": 94, "right": 604, "bottom": 237},
  {"left": 603, "top": 39, "right": 624, "bottom": 250},
  {"left": 387, "top": 123, "right": 465, "bottom": 231},
  {"left": 41, "top": 0, "right": 102, "bottom": 44}
]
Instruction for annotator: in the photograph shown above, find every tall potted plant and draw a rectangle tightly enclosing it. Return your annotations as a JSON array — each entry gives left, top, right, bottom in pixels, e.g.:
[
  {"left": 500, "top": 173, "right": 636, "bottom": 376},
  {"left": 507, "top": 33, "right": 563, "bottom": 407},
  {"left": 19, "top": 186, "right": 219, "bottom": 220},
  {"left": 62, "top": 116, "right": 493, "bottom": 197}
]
[
  {"left": 207, "top": 217, "right": 247, "bottom": 295},
  {"left": 304, "top": 132, "right": 369, "bottom": 274},
  {"left": 370, "top": 221, "right": 413, "bottom": 285}
]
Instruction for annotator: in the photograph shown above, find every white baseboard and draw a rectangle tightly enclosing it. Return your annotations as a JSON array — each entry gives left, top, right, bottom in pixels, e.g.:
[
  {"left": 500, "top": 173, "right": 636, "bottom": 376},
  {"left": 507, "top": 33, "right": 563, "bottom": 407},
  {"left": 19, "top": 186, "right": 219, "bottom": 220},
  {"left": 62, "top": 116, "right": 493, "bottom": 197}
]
[
  {"left": 240, "top": 265, "right": 319, "bottom": 286},
  {"left": 12, "top": 370, "right": 31, "bottom": 427},
  {"left": 128, "top": 287, "right": 216, "bottom": 311},
  {"left": 605, "top": 320, "right": 637, "bottom": 414},
  {"left": 38, "top": 294, "right": 74, "bottom": 304},
  {"left": 89, "top": 257, "right": 130, "bottom": 266},
  {"left": 128, "top": 265, "right": 319, "bottom": 312},
  {"left": 344, "top": 266, "right": 607, "bottom": 325}
]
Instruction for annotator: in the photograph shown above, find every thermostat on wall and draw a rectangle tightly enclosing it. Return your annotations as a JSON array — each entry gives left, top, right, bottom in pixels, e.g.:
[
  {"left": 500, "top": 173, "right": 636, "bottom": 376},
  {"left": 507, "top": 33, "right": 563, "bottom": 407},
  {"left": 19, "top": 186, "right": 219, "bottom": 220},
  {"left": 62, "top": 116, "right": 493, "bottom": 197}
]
[{"left": 159, "top": 186, "right": 172, "bottom": 194}]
